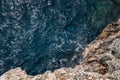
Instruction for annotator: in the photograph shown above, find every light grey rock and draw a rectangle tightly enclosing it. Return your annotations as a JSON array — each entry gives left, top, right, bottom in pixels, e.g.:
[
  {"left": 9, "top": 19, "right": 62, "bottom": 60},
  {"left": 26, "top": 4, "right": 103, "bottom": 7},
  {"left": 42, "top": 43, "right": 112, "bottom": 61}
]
[{"left": 108, "top": 38, "right": 120, "bottom": 59}]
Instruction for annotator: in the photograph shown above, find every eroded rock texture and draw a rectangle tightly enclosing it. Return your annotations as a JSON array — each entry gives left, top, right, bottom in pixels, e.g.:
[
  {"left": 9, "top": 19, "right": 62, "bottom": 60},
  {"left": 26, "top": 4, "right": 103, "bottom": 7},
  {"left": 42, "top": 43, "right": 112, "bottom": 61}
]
[{"left": 0, "top": 19, "right": 120, "bottom": 80}]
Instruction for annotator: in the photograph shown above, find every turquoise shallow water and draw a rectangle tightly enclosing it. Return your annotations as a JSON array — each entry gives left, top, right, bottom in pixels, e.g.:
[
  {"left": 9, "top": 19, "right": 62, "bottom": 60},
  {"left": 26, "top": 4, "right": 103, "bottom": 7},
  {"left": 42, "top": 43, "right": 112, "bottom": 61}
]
[{"left": 0, "top": 0, "right": 120, "bottom": 75}]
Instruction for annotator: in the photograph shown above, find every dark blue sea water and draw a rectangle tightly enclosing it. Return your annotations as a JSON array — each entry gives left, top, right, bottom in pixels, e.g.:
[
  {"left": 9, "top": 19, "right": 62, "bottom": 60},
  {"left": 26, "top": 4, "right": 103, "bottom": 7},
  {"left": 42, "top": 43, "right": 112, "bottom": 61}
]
[{"left": 0, "top": 0, "right": 120, "bottom": 75}]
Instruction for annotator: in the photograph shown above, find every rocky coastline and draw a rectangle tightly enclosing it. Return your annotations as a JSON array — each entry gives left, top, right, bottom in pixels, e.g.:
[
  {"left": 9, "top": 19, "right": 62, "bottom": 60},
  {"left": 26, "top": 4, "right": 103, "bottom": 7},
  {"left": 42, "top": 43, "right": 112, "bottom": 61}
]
[{"left": 0, "top": 19, "right": 120, "bottom": 80}]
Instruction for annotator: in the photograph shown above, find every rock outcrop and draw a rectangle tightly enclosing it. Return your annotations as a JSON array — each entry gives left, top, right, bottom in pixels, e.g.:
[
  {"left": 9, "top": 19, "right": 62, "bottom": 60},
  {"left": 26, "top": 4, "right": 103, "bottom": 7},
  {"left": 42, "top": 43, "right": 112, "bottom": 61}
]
[{"left": 0, "top": 19, "right": 120, "bottom": 80}]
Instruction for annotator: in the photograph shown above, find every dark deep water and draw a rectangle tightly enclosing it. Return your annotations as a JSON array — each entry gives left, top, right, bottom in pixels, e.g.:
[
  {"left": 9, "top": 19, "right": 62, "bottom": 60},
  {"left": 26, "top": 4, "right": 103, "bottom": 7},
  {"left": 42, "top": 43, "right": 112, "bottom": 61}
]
[{"left": 0, "top": 0, "right": 120, "bottom": 75}]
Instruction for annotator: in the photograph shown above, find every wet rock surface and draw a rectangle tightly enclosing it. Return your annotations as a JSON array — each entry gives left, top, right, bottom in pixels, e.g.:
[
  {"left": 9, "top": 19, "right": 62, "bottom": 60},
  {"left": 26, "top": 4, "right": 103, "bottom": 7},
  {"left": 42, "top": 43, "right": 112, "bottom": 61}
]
[{"left": 0, "top": 19, "right": 120, "bottom": 80}]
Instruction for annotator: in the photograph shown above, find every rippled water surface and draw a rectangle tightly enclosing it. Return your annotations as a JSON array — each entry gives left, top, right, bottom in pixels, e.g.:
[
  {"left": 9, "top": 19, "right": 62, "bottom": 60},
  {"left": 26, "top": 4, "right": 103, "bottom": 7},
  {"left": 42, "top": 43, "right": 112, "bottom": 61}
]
[{"left": 0, "top": 0, "right": 120, "bottom": 75}]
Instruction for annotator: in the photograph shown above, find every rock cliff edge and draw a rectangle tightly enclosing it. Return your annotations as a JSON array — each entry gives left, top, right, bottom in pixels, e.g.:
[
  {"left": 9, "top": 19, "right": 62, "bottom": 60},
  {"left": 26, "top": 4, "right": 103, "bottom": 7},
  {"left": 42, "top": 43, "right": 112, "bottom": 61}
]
[{"left": 0, "top": 19, "right": 120, "bottom": 80}]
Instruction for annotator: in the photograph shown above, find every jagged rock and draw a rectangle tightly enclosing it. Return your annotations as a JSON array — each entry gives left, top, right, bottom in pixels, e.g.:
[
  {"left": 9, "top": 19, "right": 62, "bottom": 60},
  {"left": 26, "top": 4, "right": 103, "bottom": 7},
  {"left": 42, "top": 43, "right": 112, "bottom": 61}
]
[{"left": 0, "top": 19, "right": 120, "bottom": 80}]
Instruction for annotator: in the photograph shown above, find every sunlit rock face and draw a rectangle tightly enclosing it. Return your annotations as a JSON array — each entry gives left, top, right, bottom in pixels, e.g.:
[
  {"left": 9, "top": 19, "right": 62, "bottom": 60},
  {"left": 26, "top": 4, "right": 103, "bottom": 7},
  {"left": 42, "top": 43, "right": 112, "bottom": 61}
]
[{"left": 0, "top": 0, "right": 120, "bottom": 75}]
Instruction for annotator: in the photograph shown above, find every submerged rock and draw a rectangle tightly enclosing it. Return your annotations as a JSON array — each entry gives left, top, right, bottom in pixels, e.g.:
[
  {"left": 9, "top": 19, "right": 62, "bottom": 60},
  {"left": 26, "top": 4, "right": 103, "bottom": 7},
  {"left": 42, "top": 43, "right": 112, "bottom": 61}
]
[
  {"left": 0, "top": 19, "right": 120, "bottom": 80},
  {"left": 110, "top": 0, "right": 120, "bottom": 6}
]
